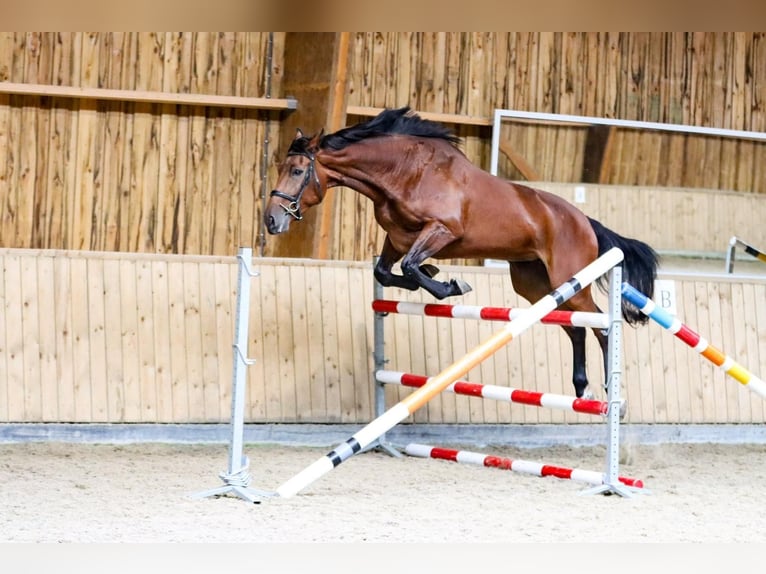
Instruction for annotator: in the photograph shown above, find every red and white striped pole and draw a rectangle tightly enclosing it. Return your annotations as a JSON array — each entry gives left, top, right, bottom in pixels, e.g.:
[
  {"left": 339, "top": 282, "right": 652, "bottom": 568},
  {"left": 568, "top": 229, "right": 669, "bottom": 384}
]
[
  {"left": 405, "top": 443, "right": 644, "bottom": 489},
  {"left": 372, "top": 299, "right": 609, "bottom": 328},
  {"left": 375, "top": 370, "right": 621, "bottom": 417},
  {"left": 275, "top": 248, "right": 624, "bottom": 498}
]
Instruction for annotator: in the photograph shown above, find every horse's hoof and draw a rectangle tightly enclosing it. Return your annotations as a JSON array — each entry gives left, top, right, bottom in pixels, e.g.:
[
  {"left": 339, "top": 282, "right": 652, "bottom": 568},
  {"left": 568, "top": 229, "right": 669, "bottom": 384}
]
[
  {"left": 451, "top": 278, "right": 473, "bottom": 295},
  {"left": 619, "top": 399, "right": 628, "bottom": 419},
  {"left": 580, "top": 386, "right": 594, "bottom": 400},
  {"left": 420, "top": 264, "right": 440, "bottom": 278}
]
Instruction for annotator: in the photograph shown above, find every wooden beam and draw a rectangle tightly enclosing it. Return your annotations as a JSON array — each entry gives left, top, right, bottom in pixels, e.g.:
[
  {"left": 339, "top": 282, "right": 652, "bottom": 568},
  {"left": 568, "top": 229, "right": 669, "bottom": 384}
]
[
  {"left": 347, "top": 105, "right": 492, "bottom": 127},
  {"left": 581, "top": 125, "right": 616, "bottom": 183},
  {"left": 266, "top": 33, "right": 341, "bottom": 259},
  {"left": 498, "top": 140, "right": 541, "bottom": 181},
  {"left": 314, "top": 32, "right": 351, "bottom": 260},
  {"left": 0, "top": 81, "right": 297, "bottom": 110}
]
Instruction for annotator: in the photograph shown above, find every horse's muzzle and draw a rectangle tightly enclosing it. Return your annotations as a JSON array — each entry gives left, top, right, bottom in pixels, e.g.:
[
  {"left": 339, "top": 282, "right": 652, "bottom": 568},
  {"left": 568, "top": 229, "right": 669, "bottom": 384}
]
[
  {"left": 264, "top": 200, "right": 292, "bottom": 235},
  {"left": 265, "top": 211, "right": 289, "bottom": 235}
]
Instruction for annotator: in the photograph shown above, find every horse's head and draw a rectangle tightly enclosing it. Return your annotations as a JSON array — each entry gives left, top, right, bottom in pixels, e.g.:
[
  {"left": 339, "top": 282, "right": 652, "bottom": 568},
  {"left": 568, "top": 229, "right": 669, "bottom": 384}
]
[{"left": 264, "top": 128, "right": 326, "bottom": 235}]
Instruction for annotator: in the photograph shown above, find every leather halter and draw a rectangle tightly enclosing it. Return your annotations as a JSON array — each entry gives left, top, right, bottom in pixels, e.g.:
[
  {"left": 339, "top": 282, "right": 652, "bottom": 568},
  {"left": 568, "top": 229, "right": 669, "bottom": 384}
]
[{"left": 270, "top": 151, "right": 321, "bottom": 220}]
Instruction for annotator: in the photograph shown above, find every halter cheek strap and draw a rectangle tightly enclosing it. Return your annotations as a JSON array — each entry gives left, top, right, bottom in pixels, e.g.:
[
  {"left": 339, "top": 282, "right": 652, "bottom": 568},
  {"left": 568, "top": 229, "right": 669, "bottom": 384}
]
[{"left": 270, "top": 152, "right": 321, "bottom": 221}]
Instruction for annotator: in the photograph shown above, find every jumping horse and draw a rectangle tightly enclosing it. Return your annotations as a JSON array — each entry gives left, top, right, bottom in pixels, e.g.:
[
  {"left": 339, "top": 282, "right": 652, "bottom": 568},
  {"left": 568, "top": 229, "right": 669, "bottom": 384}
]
[{"left": 265, "top": 107, "right": 659, "bottom": 399}]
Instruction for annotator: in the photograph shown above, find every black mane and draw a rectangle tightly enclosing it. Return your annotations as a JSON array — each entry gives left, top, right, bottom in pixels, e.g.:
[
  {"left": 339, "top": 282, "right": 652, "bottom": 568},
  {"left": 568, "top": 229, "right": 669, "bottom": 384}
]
[{"left": 289, "top": 106, "right": 462, "bottom": 154}]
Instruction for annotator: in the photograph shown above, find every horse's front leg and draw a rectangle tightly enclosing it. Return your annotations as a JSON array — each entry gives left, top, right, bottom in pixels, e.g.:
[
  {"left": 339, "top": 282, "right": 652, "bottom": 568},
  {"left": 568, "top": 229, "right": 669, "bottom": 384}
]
[
  {"left": 400, "top": 221, "right": 472, "bottom": 300},
  {"left": 374, "top": 236, "right": 439, "bottom": 290}
]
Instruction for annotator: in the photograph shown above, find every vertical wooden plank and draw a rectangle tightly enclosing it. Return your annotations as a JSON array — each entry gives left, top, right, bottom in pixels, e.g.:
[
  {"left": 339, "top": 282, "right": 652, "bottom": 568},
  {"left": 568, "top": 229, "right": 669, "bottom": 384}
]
[
  {"left": 678, "top": 280, "right": 702, "bottom": 422},
  {"left": 726, "top": 32, "right": 748, "bottom": 130},
  {"left": 244, "top": 259, "right": 264, "bottom": 421},
  {"left": 318, "top": 266, "right": 341, "bottom": 421},
  {"left": 198, "top": 261, "right": 221, "bottom": 421},
  {"left": 213, "top": 261, "right": 234, "bottom": 422},
  {"left": 69, "top": 257, "right": 91, "bottom": 421},
  {"left": 119, "top": 258, "right": 141, "bottom": 421},
  {"left": 53, "top": 255, "right": 75, "bottom": 421},
  {"left": 98, "top": 32, "right": 129, "bottom": 251},
  {"left": 3, "top": 254, "right": 25, "bottom": 420},
  {"left": 182, "top": 260, "right": 205, "bottom": 422},
  {"left": 332, "top": 266, "right": 359, "bottom": 422},
  {"left": 35, "top": 256, "right": 58, "bottom": 422},
  {"left": 730, "top": 282, "right": 753, "bottom": 422},
  {"left": 114, "top": 33, "right": 137, "bottom": 252},
  {"left": 26, "top": 34, "right": 53, "bottom": 249},
  {"left": 102, "top": 257, "right": 125, "bottom": 421},
  {"left": 287, "top": 265, "right": 312, "bottom": 420},
  {"left": 85, "top": 257, "right": 108, "bottom": 421},
  {"left": 752, "top": 283, "right": 766, "bottom": 422},
  {"left": 71, "top": 32, "right": 100, "bottom": 250},
  {"left": 1, "top": 35, "right": 25, "bottom": 247},
  {"left": 130, "top": 33, "right": 164, "bottom": 252},
  {"left": 133, "top": 259, "right": 157, "bottom": 421},
  {"left": 166, "top": 260, "right": 189, "bottom": 422},
  {"left": 299, "top": 264, "right": 326, "bottom": 420},
  {"left": 152, "top": 259, "right": 174, "bottom": 421},
  {"left": 693, "top": 281, "right": 717, "bottom": 421},
  {"left": 718, "top": 282, "right": 740, "bottom": 423},
  {"left": 19, "top": 255, "right": 41, "bottom": 420},
  {"left": 0, "top": 37, "right": 11, "bottom": 251},
  {"left": 0, "top": 253, "right": 7, "bottom": 421},
  {"left": 256, "top": 265, "right": 280, "bottom": 421},
  {"left": 269, "top": 265, "right": 296, "bottom": 421}
]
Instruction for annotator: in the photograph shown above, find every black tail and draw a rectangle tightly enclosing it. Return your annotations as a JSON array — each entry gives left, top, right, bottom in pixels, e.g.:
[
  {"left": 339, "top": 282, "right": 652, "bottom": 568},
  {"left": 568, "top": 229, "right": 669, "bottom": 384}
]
[{"left": 588, "top": 217, "right": 660, "bottom": 326}]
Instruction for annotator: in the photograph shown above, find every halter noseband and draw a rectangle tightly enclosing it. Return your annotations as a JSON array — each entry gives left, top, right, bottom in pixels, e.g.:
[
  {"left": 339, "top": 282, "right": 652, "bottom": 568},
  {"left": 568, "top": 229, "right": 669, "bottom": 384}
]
[{"left": 270, "top": 151, "right": 321, "bottom": 221}]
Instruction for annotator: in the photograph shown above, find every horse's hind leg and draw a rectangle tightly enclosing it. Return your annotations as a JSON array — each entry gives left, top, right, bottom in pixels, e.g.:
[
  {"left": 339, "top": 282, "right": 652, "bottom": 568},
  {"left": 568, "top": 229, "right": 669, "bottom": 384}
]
[
  {"left": 509, "top": 260, "right": 596, "bottom": 398},
  {"left": 560, "top": 326, "right": 592, "bottom": 398},
  {"left": 374, "top": 235, "right": 440, "bottom": 291}
]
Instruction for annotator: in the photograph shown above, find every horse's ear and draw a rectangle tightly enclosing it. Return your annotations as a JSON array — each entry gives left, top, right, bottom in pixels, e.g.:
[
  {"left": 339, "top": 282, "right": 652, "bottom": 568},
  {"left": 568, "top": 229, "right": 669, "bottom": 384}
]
[
  {"left": 307, "top": 128, "right": 324, "bottom": 151},
  {"left": 294, "top": 128, "right": 304, "bottom": 140}
]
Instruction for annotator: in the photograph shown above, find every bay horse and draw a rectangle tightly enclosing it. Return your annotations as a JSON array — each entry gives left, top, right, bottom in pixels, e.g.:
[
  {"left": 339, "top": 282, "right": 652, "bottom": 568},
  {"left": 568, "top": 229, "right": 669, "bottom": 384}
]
[{"left": 264, "top": 107, "right": 659, "bottom": 399}]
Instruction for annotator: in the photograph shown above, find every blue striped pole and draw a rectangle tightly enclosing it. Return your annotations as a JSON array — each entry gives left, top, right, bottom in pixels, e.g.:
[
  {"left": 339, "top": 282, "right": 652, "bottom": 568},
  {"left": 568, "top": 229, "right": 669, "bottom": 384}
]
[
  {"left": 621, "top": 282, "right": 766, "bottom": 400},
  {"left": 275, "top": 247, "right": 625, "bottom": 498}
]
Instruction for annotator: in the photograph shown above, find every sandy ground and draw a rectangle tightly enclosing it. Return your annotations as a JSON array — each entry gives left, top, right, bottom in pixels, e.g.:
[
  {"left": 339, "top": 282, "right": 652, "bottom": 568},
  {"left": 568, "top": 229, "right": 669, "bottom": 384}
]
[{"left": 2, "top": 440, "right": 766, "bottom": 544}]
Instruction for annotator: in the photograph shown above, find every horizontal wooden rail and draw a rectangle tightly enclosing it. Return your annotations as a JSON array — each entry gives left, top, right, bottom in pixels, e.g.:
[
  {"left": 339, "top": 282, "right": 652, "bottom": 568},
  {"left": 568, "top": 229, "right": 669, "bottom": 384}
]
[
  {"left": 347, "top": 105, "right": 492, "bottom": 127},
  {"left": 0, "top": 82, "right": 297, "bottom": 111}
]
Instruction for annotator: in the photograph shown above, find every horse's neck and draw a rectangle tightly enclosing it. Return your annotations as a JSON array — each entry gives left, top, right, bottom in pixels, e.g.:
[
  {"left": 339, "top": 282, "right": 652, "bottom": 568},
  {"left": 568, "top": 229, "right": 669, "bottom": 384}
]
[{"left": 319, "top": 151, "right": 391, "bottom": 203}]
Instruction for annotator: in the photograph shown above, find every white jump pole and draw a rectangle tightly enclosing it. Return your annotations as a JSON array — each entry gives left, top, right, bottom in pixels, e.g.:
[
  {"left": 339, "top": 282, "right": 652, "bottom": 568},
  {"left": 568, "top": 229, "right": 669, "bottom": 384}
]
[
  {"left": 191, "top": 247, "right": 273, "bottom": 503},
  {"left": 275, "top": 247, "right": 625, "bottom": 498}
]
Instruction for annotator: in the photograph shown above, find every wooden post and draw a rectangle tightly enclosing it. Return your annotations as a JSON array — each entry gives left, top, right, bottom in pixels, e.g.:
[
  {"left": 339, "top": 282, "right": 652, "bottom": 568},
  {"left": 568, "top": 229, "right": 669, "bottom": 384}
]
[
  {"left": 581, "top": 125, "right": 616, "bottom": 183},
  {"left": 266, "top": 32, "right": 351, "bottom": 259},
  {"left": 314, "top": 32, "right": 351, "bottom": 260}
]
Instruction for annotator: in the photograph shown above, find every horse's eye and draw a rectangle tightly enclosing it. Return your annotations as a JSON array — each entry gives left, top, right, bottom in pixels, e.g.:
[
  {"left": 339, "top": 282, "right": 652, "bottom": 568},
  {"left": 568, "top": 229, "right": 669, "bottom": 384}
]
[{"left": 291, "top": 168, "right": 303, "bottom": 177}]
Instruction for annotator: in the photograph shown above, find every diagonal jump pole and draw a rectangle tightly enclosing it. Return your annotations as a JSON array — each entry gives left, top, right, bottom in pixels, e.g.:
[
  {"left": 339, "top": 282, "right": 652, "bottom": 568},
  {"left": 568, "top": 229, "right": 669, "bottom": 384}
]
[
  {"left": 622, "top": 282, "right": 766, "bottom": 400},
  {"left": 275, "top": 247, "right": 625, "bottom": 498}
]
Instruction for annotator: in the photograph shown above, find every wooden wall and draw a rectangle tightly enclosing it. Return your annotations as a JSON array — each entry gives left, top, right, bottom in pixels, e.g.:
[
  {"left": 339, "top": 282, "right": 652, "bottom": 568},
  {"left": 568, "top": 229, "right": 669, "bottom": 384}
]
[
  {"left": 330, "top": 32, "right": 766, "bottom": 261},
  {"left": 0, "top": 32, "right": 284, "bottom": 255},
  {"left": 533, "top": 182, "right": 766, "bottom": 255},
  {"left": 2, "top": 248, "right": 765, "bottom": 426},
  {"left": 2, "top": 33, "right": 766, "bottom": 261}
]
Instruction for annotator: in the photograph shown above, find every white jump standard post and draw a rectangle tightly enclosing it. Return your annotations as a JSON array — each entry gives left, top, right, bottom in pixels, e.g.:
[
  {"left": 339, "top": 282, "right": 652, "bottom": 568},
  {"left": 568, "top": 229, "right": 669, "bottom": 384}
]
[
  {"left": 578, "top": 262, "right": 641, "bottom": 497},
  {"left": 275, "top": 247, "right": 626, "bottom": 498},
  {"left": 366, "top": 258, "right": 404, "bottom": 458},
  {"left": 191, "top": 247, "right": 274, "bottom": 504}
]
